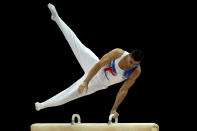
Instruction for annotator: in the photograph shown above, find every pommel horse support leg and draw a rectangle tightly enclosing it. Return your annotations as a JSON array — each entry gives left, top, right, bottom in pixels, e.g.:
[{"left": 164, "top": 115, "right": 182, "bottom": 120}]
[{"left": 31, "top": 114, "right": 159, "bottom": 131}]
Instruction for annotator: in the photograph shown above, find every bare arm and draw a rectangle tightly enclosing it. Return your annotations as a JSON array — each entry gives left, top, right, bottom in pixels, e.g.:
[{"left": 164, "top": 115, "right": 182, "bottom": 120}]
[
  {"left": 110, "top": 68, "right": 141, "bottom": 117},
  {"left": 78, "top": 48, "right": 124, "bottom": 93}
]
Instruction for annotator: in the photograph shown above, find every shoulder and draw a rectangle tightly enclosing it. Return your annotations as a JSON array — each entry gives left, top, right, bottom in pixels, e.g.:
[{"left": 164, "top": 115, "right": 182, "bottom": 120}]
[
  {"left": 128, "top": 66, "right": 141, "bottom": 81},
  {"left": 99, "top": 48, "right": 124, "bottom": 66},
  {"left": 136, "top": 65, "right": 141, "bottom": 74},
  {"left": 113, "top": 48, "right": 125, "bottom": 54},
  {"left": 123, "top": 66, "right": 141, "bottom": 88},
  {"left": 133, "top": 66, "right": 141, "bottom": 78},
  {"left": 111, "top": 48, "right": 125, "bottom": 56}
]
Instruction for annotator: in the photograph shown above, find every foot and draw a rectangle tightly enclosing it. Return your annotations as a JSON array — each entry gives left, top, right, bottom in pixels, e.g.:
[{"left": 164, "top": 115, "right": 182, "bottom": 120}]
[
  {"left": 35, "top": 102, "right": 42, "bottom": 111},
  {"left": 47, "top": 3, "right": 58, "bottom": 21}
]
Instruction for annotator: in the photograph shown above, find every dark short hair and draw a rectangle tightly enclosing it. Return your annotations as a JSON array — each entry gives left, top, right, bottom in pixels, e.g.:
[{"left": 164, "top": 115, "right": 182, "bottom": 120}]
[{"left": 130, "top": 48, "right": 144, "bottom": 62}]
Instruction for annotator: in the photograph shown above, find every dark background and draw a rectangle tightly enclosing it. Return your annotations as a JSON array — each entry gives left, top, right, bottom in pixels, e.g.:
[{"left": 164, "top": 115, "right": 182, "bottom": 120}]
[{"left": 4, "top": 0, "right": 190, "bottom": 131}]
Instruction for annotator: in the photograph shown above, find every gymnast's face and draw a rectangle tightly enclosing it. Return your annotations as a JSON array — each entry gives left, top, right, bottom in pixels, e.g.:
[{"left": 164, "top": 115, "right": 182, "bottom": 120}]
[{"left": 125, "top": 54, "right": 140, "bottom": 70}]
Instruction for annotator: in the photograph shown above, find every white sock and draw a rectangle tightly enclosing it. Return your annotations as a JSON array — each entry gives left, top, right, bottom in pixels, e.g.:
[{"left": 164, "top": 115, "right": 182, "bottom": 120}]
[
  {"left": 47, "top": 3, "right": 59, "bottom": 21},
  {"left": 35, "top": 102, "right": 44, "bottom": 111}
]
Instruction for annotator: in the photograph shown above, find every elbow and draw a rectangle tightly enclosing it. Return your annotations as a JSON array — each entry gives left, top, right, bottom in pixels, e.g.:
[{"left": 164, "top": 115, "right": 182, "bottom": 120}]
[
  {"left": 123, "top": 90, "right": 128, "bottom": 96},
  {"left": 120, "top": 89, "right": 128, "bottom": 96}
]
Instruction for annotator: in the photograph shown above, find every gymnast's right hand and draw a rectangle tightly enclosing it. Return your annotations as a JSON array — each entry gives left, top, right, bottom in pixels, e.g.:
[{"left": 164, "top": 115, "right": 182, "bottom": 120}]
[{"left": 78, "top": 81, "right": 88, "bottom": 94}]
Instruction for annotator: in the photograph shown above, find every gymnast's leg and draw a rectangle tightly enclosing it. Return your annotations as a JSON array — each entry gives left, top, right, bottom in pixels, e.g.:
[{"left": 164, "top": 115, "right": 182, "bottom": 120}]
[
  {"left": 35, "top": 76, "right": 84, "bottom": 111},
  {"left": 35, "top": 74, "right": 102, "bottom": 111},
  {"left": 34, "top": 4, "right": 102, "bottom": 111},
  {"left": 48, "top": 3, "right": 99, "bottom": 74}
]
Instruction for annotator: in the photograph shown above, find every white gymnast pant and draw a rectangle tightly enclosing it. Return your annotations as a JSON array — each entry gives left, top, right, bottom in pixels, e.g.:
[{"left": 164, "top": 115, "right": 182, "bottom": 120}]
[{"left": 35, "top": 4, "right": 105, "bottom": 111}]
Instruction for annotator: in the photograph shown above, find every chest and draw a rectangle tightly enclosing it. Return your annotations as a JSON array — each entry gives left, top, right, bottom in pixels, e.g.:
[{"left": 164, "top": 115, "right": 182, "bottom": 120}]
[
  {"left": 118, "top": 56, "right": 129, "bottom": 71},
  {"left": 114, "top": 60, "right": 140, "bottom": 79}
]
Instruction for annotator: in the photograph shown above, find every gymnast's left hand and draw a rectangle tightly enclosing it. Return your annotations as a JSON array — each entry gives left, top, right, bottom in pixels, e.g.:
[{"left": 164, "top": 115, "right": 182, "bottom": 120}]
[
  {"left": 110, "top": 110, "right": 119, "bottom": 118},
  {"left": 78, "top": 81, "right": 88, "bottom": 94}
]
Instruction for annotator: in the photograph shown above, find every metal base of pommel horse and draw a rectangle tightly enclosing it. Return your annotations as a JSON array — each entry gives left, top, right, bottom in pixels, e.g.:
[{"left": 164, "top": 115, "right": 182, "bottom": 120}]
[{"left": 31, "top": 114, "right": 159, "bottom": 131}]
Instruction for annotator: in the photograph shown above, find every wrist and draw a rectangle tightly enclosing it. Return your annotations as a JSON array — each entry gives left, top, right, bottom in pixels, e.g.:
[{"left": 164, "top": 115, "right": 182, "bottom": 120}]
[
  {"left": 111, "top": 108, "right": 117, "bottom": 112},
  {"left": 83, "top": 80, "right": 89, "bottom": 84}
]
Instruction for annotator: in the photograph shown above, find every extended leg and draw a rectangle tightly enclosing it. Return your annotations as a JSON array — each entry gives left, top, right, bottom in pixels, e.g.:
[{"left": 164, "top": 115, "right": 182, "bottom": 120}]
[
  {"left": 48, "top": 3, "right": 99, "bottom": 74},
  {"left": 35, "top": 75, "right": 84, "bottom": 111},
  {"left": 35, "top": 74, "right": 102, "bottom": 111}
]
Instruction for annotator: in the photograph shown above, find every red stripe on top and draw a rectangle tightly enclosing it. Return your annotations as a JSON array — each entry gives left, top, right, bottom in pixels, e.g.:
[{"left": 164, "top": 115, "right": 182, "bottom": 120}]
[{"left": 104, "top": 67, "right": 116, "bottom": 76}]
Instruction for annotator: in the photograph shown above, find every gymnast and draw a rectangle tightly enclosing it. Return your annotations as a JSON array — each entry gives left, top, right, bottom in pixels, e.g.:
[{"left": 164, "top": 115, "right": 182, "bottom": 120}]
[{"left": 35, "top": 3, "right": 144, "bottom": 118}]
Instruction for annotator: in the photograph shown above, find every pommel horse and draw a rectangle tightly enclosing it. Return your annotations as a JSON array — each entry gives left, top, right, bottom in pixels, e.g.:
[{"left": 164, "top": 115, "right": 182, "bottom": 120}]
[{"left": 31, "top": 114, "right": 159, "bottom": 131}]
